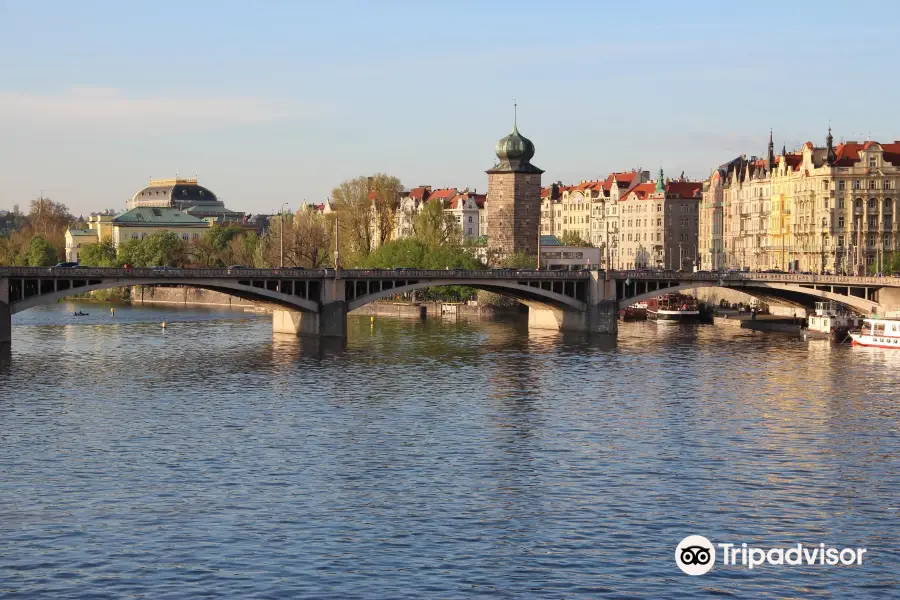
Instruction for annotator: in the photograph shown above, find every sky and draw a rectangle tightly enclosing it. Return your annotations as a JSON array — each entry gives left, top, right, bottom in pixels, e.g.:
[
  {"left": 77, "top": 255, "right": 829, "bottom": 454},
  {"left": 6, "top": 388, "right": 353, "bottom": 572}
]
[{"left": 2, "top": 0, "right": 900, "bottom": 216}]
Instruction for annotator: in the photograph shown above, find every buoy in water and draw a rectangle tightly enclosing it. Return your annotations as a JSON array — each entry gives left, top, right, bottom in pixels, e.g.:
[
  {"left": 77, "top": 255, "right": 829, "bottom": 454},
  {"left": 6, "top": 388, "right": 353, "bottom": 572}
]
[
  {"left": 110, "top": 307, "right": 115, "bottom": 316},
  {"left": 161, "top": 321, "right": 167, "bottom": 329}
]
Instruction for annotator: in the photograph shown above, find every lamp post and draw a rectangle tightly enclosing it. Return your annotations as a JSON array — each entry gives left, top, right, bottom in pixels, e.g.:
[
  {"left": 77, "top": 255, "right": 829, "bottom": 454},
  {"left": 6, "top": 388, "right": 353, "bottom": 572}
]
[{"left": 280, "top": 202, "right": 289, "bottom": 268}]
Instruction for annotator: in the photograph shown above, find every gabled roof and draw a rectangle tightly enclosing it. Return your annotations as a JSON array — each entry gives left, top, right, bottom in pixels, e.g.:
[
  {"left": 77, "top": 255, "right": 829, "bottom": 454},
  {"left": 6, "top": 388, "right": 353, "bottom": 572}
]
[
  {"left": 426, "top": 188, "right": 459, "bottom": 203},
  {"left": 624, "top": 182, "right": 657, "bottom": 200},
  {"left": 406, "top": 186, "right": 431, "bottom": 201},
  {"left": 112, "top": 207, "right": 208, "bottom": 226}
]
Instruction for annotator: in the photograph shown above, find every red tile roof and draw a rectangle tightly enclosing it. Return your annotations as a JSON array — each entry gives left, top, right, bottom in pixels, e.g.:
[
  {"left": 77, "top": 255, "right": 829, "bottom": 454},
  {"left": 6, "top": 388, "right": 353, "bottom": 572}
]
[
  {"left": 426, "top": 188, "right": 458, "bottom": 203},
  {"left": 625, "top": 182, "right": 656, "bottom": 200},
  {"left": 833, "top": 142, "right": 864, "bottom": 167},
  {"left": 782, "top": 154, "right": 803, "bottom": 170},
  {"left": 406, "top": 186, "right": 431, "bottom": 201},
  {"left": 666, "top": 181, "right": 702, "bottom": 199}
]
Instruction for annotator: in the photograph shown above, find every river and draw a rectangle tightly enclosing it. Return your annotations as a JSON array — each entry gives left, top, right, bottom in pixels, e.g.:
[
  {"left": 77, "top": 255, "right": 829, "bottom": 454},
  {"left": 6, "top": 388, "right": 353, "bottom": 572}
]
[{"left": 1, "top": 301, "right": 898, "bottom": 598}]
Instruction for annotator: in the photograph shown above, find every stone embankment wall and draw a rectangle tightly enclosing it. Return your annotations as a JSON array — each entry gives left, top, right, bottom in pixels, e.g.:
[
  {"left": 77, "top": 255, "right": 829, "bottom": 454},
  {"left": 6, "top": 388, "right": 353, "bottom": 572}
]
[
  {"left": 131, "top": 286, "right": 257, "bottom": 308},
  {"left": 686, "top": 287, "right": 807, "bottom": 317},
  {"left": 349, "top": 302, "right": 518, "bottom": 320}
]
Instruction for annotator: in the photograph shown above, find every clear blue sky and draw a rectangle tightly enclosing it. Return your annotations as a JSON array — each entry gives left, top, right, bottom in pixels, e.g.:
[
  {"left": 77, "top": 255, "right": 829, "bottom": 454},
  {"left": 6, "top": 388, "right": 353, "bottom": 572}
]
[{"left": 1, "top": 0, "right": 898, "bottom": 216}]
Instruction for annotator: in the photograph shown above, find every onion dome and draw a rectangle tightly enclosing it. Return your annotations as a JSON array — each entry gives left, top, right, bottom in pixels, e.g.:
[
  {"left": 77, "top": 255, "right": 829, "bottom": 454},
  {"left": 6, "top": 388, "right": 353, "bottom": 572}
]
[{"left": 487, "top": 121, "right": 543, "bottom": 174}]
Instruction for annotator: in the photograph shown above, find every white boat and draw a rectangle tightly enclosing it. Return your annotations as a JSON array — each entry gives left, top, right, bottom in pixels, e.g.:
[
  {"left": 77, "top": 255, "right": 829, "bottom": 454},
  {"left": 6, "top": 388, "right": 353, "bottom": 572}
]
[
  {"left": 646, "top": 293, "right": 700, "bottom": 321},
  {"left": 849, "top": 318, "right": 900, "bottom": 348},
  {"left": 806, "top": 302, "right": 860, "bottom": 341}
]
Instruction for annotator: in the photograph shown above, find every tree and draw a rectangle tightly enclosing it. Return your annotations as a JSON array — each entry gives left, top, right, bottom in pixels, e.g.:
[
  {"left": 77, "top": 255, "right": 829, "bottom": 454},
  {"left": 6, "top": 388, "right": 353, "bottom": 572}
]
[
  {"left": 25, "top": 235, "right": 57, "bottom": 266},
  {"left": 191, "top": 225, "right": 242, "bottom": 267},
  {"left": 79, "top": 238, "right": 118, "bottom": 267},
  {"left": 559, "top": 231, "right": 592, "bottom": 247},
  {"left": 286, "top": 210, "right": 331, "bottom": 268},
  {"left": 117, "top": 231, "right": 187, "bottom": 267},
  {"left": 413, "top": 199, "right": 460, "bottom": 248},
  {"left": 330, "top": 173, "right": 404, "bottom": 262},
  {"left": 369, "top": 174, "right": 403, "bottom": 247},
  {"left": 500, "top": 251, "right": 537, "bottom": 269},
  {"left": 28, "top": 198, "right": 72, "bottom": 260}
]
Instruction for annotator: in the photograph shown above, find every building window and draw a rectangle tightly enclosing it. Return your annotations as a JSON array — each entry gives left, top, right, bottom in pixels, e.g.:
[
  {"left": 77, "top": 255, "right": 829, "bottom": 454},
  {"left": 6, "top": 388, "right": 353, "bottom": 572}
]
[
  {"left": 838, "top": 180, "right": 845, "bottom": 191},
  {"left": 869, "top": 198, "right": 877, "bottom": 209},
  {"left": 657, "top": 204, "right": 662, "bottom": 212},
  {"left": 838, "top": 236, "right": 844, "bottom": 247},
  {"left": 838, "top": 198, "right": 844, "bottom": 209},
  {"left": 856, "top": 198, "right": 863, "bottom": 210},
  {"left": 855, "top": 180, "right": 861, "bottom": 190},
  {"left": 192, "top": 233, "right": 199, "bottom": 240},
  {"left": 132, "top": 233, "right": 138, "bottom": 239},
  {"left": 468, "top": 216, "right": 472, "bottom": 223},
  {"left": 182, "top": 234, "right": 189, "bottom": 241},
  {"left": 886, "top": 180, "right": 893, "bottom": 190},
  {"left": 838, "top": 216, "right": 845, "bottom": 228},
  {"left": 870, "top": 180, "right": 878, "bottom": 189},
  {"left": 884, "top": 198, "right": 892, "bottom": 211},
  {"left": 869, "top": 156, "right": 877, "bottom": 168}
]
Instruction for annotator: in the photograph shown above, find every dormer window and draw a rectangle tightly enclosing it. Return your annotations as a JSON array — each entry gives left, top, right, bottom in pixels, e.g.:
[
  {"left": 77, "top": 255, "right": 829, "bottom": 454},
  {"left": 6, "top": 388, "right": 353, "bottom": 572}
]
[{"left": 869, "top": 156, "right": 877, "bottom": 168}]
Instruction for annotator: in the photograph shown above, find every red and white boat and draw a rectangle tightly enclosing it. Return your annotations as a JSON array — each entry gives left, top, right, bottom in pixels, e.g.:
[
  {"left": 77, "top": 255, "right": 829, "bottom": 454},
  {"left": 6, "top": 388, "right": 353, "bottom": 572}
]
[
  {"left": 646, "top": 293, "right": 699, "bottom": 321},
  {"left": 849, "top": 318, "right": 900, "bottom": 348}
]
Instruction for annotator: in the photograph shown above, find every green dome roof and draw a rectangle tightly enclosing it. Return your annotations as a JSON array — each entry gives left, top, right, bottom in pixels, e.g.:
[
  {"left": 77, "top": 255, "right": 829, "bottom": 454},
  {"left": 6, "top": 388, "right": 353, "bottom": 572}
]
[{"left": 494, "top": 123, "right": 536, "bottom": 163}]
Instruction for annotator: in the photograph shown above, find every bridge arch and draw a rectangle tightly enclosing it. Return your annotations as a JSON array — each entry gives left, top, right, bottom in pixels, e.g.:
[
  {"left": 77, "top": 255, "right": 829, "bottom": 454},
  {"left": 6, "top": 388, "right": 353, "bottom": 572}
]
[
  {"left": 347, "top": 279, "right": 586, "bottom": 313},
  {"left": 620, "top": 281, "right": 879, "bottom": 314},
  {"left": 9, "top": 278, "right": 319, "bottom": 315}
]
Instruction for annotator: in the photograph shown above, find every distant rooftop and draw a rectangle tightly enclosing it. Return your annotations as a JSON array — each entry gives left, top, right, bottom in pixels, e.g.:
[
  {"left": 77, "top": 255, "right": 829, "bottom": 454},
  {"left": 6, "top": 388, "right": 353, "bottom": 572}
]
[{"left": 112, "top": 207, "right": 208, "bottom": 226}]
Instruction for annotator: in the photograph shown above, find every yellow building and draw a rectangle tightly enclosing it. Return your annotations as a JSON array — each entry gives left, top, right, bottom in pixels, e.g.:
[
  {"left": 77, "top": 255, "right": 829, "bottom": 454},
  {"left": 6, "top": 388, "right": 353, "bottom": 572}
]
[
  {"left": 65, "top": 207, "right": 209, "bottom": 262},
  {"left": 702, "top": 128, "right": 900, "bottom": 273}
]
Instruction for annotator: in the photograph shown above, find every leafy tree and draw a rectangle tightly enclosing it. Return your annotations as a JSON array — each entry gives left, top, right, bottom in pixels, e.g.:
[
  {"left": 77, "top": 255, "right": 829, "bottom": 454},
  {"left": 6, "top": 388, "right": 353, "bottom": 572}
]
[
  {"left": 500, "top": 251, "right": 537, "bottom": 269},
  {"left": 412, "top": 199, "right": 460, "bottom": 248},
  {"left": 191, "top": 224, "right": 243, "bottom": 267},
  {"left": 25, "top": 235, "right": 57, "bottom": 266},
  {"left": 330, "top": 173, "right": 404, "bottom": 262},
  {"left": 559, "top": 231, "right": 592, "bottom": 247},
  {"left": 28, "top": 198, "right": 72, "bottom": 259},
  {"left": 79, "top": 238, "right": 118, "bottom": 267},
  {"left": 118, "top": 231, "right": 186, "bottom": 267}
]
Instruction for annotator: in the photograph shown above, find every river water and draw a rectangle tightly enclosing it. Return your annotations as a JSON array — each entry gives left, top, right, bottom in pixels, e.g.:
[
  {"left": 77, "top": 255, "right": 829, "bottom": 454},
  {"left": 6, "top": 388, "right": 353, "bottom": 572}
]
[{"left": 1, "top": 302, "right": 898, "bottom": 598}]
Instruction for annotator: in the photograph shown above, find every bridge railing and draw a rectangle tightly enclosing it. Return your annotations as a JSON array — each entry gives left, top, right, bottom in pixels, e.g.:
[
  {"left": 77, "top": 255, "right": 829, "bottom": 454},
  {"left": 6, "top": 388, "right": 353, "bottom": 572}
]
[
  {"left": 0, "top": 267, "right": 594, "bottom": 280},
  {"left": 613, "top": 269, "right": 900, "bottom": 285}
]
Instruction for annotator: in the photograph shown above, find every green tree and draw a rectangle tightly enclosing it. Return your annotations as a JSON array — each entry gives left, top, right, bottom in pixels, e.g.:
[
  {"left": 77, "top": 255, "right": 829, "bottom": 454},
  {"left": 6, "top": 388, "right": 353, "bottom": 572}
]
[
  {"left": 500, "top": 251, "right": 537, "bottom": 269},
  {"left": 559, "top": 231, "right": 592, "bottom": 247},
  {"left": 192, "top": 224, "right": 243, "bottom": 267},
  {"left": 25, "top": 235, "right": 57, "bottom": 266},
  {"left": 79, "top": 238, "right": 118, "bottom": 266},
  {"left": 412, "top": 199, "right": 460, "bottom": 248},
  {"left": 117, "top": 231, "right": 186, "bottom": 267}
]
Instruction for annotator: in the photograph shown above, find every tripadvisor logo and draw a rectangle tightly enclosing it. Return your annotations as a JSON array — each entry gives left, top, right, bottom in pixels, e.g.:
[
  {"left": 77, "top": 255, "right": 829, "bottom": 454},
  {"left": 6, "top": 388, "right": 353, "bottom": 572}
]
[
  {"left": 675, "top": 535, "right": 716, "bottom": 575},
  {"left": 675, "top": 535, "right": 868, "bottom": 575}
]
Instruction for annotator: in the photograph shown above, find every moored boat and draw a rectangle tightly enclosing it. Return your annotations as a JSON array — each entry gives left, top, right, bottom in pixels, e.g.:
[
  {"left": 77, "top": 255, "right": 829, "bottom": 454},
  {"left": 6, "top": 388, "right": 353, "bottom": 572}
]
[
  {"left": 849, "top": 318, "right": 900, "bottom": 348},
  {"left": 806, "top": 301, "right": 861, "bottom": 341},
  {"left": 646, "top": 293, "right": 699, "bottom": 321},
  {"left": 622, "top": 301, "right": 648, "bottom": 321}
]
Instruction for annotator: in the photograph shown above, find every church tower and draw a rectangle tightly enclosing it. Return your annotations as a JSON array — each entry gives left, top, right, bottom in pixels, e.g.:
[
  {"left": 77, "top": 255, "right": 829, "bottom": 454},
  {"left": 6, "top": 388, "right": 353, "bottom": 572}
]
[{"left": 486, "top": 113, "right": 543, "bottom": 262}]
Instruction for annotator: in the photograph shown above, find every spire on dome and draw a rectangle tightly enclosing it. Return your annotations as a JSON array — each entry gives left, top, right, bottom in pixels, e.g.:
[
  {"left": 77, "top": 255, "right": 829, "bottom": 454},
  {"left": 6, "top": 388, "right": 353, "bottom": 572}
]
[
  {"left": 825, "top": 125, "right": 836, "bottom": 166},
  {"left": 655, "top": 168, "right": 665, "bottom": 194},
  {"left": 767, "top": 129, "right": 775, "bottom": 170},
  {"left": 487, "top": 108, "right": 542, "bottom": 174}
]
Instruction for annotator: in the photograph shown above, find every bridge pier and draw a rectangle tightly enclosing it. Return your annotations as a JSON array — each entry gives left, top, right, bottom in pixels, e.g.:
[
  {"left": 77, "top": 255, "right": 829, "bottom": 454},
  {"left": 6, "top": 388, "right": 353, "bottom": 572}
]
[
  {"left": 527, "top": 273, "right": 618, "bottom": 335},
  {"left": 272, "top": 278, "right": 348, "bottom": 339},
  {"left": 528, "top": 301, "right": 618, "bottom": 335},
  {"left": 0, "top": 279, "right": 9, "bottom": 346}
]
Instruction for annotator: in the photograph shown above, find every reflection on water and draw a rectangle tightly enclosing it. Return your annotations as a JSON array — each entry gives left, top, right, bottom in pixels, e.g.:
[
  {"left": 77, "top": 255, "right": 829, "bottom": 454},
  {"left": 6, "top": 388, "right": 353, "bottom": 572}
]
[{"left": 0, "top": 303, "right": 898, "bottom": 598}]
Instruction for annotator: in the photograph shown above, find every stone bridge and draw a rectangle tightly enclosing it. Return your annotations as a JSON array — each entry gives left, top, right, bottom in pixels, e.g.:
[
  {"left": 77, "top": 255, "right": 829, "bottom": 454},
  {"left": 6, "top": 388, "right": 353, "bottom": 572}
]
[{"left": 1, "top": 266, "right": 899, "bottom": 344}]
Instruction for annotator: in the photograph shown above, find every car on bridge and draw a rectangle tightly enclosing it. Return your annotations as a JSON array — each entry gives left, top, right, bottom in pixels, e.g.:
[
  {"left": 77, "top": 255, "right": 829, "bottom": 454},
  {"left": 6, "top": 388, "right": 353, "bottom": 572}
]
[{"left": 53, "top": 262, "right": 81, "bottom": 268}]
